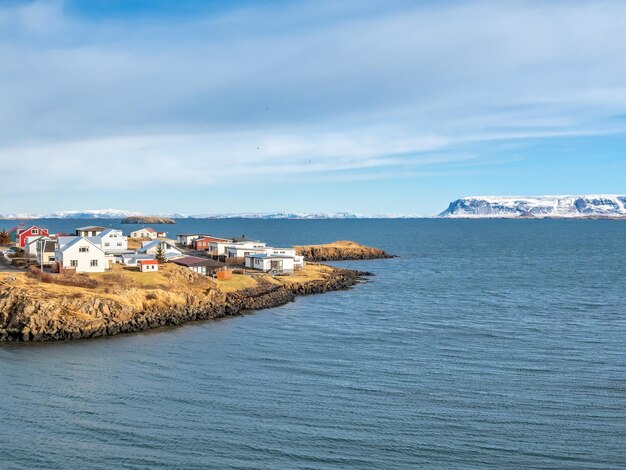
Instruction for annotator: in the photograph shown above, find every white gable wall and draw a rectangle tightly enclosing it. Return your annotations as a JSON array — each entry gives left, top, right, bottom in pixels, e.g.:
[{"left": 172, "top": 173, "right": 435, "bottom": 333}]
[{"left": 58, "top": 238, "right": 107, "bottom": 273}]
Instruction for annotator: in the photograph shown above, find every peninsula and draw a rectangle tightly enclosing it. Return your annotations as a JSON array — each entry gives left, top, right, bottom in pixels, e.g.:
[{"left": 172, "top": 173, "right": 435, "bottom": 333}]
[
  {"left": 0, "top": 263, "right": 369, "bottom": 342},
  {"left": 0, "top": 220, "right": 391, "bottom": 342}
]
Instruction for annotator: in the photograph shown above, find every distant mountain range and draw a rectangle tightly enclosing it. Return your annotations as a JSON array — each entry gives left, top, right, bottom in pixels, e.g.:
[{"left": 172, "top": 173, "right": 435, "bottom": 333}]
[
  {"left": 439, "top": 195, "right": 626, "bottom": 218},
  {"left": 0, "top": 210, "right": 417, "bottom": 220}
]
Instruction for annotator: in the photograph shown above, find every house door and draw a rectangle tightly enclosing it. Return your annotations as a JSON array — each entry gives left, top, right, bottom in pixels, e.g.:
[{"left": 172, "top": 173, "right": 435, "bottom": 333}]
[{"left": 270, "top": 260, "right": 282, "bottom": 270}]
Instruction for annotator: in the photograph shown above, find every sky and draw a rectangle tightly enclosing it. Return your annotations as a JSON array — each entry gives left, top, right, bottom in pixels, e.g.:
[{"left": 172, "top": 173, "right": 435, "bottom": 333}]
[{"left": 1, "top": 0, "right": 625, "bottom": 216}]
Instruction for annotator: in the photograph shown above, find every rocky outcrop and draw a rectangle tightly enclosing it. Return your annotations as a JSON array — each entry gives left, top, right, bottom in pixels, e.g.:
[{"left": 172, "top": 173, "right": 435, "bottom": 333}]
[
  {"left": 0, "top": 268, "right": 370, "bottom": 342},
  {"left": 295, "top": 241, "right": 394, "bottom": 261},
  {"left": 121, "top": 216, "right": 176, "bottom": 224}
]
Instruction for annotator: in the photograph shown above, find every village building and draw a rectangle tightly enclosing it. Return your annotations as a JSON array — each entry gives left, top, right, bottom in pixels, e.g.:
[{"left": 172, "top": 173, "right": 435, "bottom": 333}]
[
  {"left": 55, "top": 237, "right": 107, "bottom": 273},
  {"left": 245, "top": 254, "right": 299, "bottom": 275},
  {"left": 225, "top": 243, "right": 269, "bottom": 259},
  {"left": 120, "top": 253, "right": 155, "bottom": 267},
  {"left": 193, "top": 236, "right": 232, "bottom": 251},
  {"left": 75, "top": 226, "right": 106, "bottom": 237},
  {"left": 265, "top": 247, "right": 297, "bottom": 257},
  {"left": 16, "top": 226, "right": 49, "bottom": 248},
  {"left": 24, "top": 235, "right": 51, "bottom": 256},
  {"left": 207, "top": 240, "right": 236, "bottom": 258},
  {"left": 172, "top": 256, "right": 226, "bottom": 276},
  {"left": 37, "top": 240, "right": 57, "bottom": 266},
  {"left": 138, "top": 259, "right": 159, "bottom": 272},
  {"left": 176, "top": 234, "right": 201, "bottom": 246},
  {"left": 137, "top": 240, "right": 183, "bottom": 259},
  {"left": 88, "top": 228, "right": 128, "bottom": 253},
  {"left": 130, "top": 228, "right": 158, "bottom": 240}
]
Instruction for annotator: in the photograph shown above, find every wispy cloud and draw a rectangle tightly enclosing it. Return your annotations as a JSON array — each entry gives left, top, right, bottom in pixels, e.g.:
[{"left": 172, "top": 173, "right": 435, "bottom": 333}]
[{"left": 1, "top": 0, "right": 626, "bottom": 211}]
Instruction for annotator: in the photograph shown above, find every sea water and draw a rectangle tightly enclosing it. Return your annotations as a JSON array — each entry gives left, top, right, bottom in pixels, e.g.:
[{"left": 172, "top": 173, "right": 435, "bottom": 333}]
[{"left": 1, "top": 219, "right": 625, "bottom": 469}]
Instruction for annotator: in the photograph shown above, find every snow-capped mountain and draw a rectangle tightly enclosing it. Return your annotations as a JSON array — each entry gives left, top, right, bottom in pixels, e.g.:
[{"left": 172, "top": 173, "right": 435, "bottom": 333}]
[
  {"left": 48, "top": 209, "right": 143, "bottom": 219},
  {"left": 0, "top": 210, "right": 375, "bottom": 220},
  {"left": 439, "top": 195, "right": 626, "bottom": 218},
  {"left": 0, "top": 209, "right": 143, "bottom": 220},
  {"left": 186, "top": 212, "right": 363, "bottom": 220}
]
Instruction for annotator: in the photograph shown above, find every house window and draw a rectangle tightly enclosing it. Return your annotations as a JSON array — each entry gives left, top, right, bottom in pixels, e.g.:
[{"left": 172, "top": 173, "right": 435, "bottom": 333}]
[
  {"left": 117, "top": 242, "right": 122, "bottom": 247},
  {"left": 32, "top": 229, "right": 39, "bottom": 235},
  {"left": 105, "top": 243, "right": 110, "bottom": 247},
  {"left": 70, "top": 260, "right": 78, "bottom": 267},
  {"left": 90, "top": 259, "right": 98, "bottom": 267},
  {"left": 79, "top": 247, "right": 89, "bottom": 253}
]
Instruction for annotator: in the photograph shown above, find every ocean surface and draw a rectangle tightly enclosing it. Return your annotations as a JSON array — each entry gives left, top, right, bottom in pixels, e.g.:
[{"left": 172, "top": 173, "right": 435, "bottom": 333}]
[{"left": 1, "top": 219, "right": 625, "bottom": 469}]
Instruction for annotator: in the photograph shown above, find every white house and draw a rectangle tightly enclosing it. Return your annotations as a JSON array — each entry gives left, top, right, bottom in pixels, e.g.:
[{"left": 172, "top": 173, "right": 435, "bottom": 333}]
[
  {"left": 176, "top": 234, "right": 201, "bottom": 246},
  {"left": 120, "top": 253, "right": 155, "bottom": 267},
  {"left": 55, "top": 237, "right": 107, "bottom": 273},
  {"left": 75, "top": 226, "right": 106, "bottom": 237},
  {"left": 24, "top": 235, "right": 50, "bottom": 256},
  {"left": 207, "top": 240, "right": 235, "bottom": 257},
  {"left": 37, "top": 240, "right": 57, "bottom": 266},
  {"left": 86, "top": 228, "right": 128, "bottom": 254},
  {"left": 245, "top": 254, "right": 297, "bottom": 275},
  {"left": 137, "top": 240, "right": 184, "bottom": 258},
  {"left": 264, "top": 247, "right": 297, "bottom": 257},
  {"left": 130, "top": 228, "right": 158, "bottom": 239},
  {"left": 226, "top": 244, "right": 269, "bottom": 259}
]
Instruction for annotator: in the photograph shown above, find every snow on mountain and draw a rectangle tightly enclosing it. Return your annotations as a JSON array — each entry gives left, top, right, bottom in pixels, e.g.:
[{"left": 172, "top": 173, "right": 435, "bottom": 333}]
[
  {"left": 186, "top": 212, "right": 363, "bottom": 219},
  {"left": 0, "top": 213, "right": 43, "bottom": 220},
  {"left": 0, "top": 210, "right": 373, "bottom": 220},
  {"left": 0, "top": 209, "right": 143, "bottom": 220},
  {"left": 47, "top": 209, "right": 144, "bottom": 219},
  {"left": 439, "top": 195, "right": 626, "bottom": 218}
]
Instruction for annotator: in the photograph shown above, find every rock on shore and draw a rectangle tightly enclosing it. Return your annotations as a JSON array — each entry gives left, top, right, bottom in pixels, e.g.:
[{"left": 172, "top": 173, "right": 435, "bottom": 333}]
[{"left": 295, "top": 240, "right": 394, "bottom": 261}]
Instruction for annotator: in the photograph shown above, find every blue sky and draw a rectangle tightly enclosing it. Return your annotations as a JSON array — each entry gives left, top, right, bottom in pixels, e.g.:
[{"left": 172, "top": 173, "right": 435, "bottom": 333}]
[{"left": 0, "top": 0, "right": 625, "bottom": 216}]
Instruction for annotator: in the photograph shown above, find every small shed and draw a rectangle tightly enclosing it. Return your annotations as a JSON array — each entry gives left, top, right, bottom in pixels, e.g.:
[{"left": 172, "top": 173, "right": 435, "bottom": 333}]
[
  {"left": 138, "top": 259, "right": 159, "bottom": 272},
  {"left": 172, "top": 256, "right": 226, "bottom": 276}
]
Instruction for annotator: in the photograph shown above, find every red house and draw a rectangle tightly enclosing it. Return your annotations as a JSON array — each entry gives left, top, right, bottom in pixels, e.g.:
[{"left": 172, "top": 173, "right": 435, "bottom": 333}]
[
  {"left": 193, "top": 236, "right": 232, "bottom": 250},
  {"left": 16, "top": 225, "right": 49, "bottom": 248}
]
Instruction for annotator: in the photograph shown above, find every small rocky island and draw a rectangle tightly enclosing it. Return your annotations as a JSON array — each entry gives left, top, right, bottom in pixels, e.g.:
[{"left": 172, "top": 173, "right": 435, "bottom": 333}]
[
  {"left": 121, "top": 216, "right": 176, "bottom": 224},
  {"left": 295, "top": 240, "right": 394, "bottom": 261}
]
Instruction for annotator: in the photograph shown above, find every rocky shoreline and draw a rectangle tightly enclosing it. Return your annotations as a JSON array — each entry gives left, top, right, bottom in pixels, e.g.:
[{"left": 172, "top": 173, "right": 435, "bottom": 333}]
[{"left": 0, "top": 267, "right": 369, "bottom": 342}]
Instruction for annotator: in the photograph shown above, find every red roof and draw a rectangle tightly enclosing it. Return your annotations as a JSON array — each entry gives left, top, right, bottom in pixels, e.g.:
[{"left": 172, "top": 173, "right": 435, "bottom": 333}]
[{"left": 138, "top": 259, "right": 159, "bottom": 265}]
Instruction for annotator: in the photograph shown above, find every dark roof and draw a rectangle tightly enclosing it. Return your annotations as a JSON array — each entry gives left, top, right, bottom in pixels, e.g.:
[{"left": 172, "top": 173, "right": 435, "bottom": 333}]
[
  {"left": 43, "top": 240, "right": 56, "bottom": 252},
  {"left": 172, "top": 256, "right": 226, "bottom": 268},
  {"left": 232, "top": 236, "right": 259, "bottom": 243},
  {"left": 75, "top": 226, "right": 106, "bottom": 231}
]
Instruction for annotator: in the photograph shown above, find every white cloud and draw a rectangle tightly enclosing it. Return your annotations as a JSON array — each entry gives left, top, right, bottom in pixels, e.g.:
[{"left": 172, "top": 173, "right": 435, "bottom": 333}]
[{"left": 1, "top": 0, "right": 626, "bottom": 204}]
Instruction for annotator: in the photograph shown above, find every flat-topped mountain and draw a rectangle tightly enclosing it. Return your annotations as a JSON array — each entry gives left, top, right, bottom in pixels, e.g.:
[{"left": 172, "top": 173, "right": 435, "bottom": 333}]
[{"left": 439, "top": 195, "right": 626, "bottom": 219}]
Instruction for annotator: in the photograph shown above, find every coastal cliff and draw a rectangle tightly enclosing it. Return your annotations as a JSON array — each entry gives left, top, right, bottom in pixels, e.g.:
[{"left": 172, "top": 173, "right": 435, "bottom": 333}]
[
  {"left": 121, "top": 216, "right": 176, "bottom": 224},
  {"left": 0, "top": 264, "right": 368, "bottom": 342},
  {"left": 295, "top": 240, "right": 393, "bottom": 261}
]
